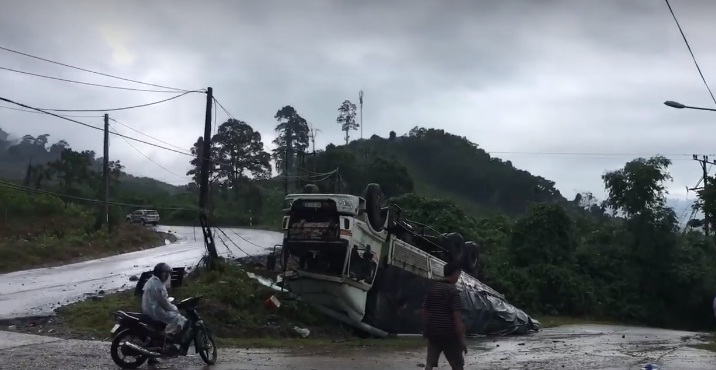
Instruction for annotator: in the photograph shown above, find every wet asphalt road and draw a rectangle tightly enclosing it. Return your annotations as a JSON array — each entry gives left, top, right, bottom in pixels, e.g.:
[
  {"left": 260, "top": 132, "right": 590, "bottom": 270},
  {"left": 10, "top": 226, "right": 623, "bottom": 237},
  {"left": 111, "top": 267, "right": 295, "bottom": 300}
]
[
  {"left": 1, "top": 324, "right": 714, "bottom": 369},
  {"left": 0, "top": 226, "right": 282, "bottom": 320}
]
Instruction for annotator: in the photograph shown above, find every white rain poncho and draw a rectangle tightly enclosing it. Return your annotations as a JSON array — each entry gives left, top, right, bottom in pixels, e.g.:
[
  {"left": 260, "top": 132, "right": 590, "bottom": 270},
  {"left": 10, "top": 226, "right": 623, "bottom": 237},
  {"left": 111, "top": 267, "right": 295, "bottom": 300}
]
[{"left": 142, "top": 275, "right": 187, "bottom": 332}]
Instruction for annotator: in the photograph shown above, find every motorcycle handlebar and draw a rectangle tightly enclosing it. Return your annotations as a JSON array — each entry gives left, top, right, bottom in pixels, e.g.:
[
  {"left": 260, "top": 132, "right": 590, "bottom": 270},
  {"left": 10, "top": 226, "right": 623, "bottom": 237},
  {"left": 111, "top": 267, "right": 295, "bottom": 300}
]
[{"left": 176, "top": 295, "right": 205, "bottom": 309}]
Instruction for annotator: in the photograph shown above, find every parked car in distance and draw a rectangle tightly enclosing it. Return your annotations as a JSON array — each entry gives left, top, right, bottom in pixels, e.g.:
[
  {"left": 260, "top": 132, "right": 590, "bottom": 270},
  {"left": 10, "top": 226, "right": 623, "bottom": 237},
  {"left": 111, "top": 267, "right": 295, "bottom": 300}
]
[{"left": 125, "top": 209, "right": 160, "bottom": 226}]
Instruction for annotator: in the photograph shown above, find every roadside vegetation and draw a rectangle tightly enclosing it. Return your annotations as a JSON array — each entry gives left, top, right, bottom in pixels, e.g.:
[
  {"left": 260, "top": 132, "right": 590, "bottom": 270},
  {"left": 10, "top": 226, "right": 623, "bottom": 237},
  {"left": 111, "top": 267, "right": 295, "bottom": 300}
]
[
  {"left": 0, "top": 186, "right": 171, "bottom": 274},
  {"left": 58, "top": 261, "right": 422, "bottom": 349},
  {"left": 389, "top": 154, "right": 716, "bottom": 333}
]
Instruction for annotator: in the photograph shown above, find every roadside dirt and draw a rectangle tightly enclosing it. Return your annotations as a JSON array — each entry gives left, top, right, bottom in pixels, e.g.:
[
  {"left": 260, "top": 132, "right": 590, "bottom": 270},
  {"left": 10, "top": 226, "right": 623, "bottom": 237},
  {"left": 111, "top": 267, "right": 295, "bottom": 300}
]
[
  {"left": 1, "top": 325, "right": 715, "bottom": 369},
  {"left": 0, "top": 314, "right": 105, "bottom": 341}
]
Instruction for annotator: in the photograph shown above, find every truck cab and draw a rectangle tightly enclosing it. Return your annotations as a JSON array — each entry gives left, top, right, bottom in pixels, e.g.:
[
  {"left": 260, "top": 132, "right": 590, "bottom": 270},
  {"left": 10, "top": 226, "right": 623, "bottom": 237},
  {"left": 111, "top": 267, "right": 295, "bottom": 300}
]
[{"left": 280, "top": 192, "right": 389, "bottom": 322}]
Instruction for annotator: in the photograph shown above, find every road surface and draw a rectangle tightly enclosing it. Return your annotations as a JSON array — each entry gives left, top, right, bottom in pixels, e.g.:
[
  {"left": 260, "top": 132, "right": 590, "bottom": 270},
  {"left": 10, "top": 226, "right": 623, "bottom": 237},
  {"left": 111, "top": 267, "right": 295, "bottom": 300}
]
[
  {"left": 0, "top": 324, "right": 714, "bottom": 369},
  {"left": 0, "top": 226, "right": 282, "bottom": 320}
]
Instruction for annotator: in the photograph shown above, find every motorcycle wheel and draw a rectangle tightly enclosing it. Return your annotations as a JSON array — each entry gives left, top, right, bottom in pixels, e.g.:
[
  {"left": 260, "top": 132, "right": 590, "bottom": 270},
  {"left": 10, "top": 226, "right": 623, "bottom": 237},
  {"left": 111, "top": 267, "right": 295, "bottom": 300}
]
[
  {"left": 195, "top": 326, "right": 217, "bottom": 365},
  {"left": 110, "top": 328, "right": 148, "bottom": 369}
]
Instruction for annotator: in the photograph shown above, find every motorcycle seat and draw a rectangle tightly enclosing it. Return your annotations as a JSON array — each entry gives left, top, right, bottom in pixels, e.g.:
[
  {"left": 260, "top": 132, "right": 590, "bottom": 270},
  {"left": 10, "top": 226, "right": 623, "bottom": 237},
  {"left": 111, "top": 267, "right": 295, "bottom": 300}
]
[{"left": 124, "top": 312, "right": 167, "bottom": 330}]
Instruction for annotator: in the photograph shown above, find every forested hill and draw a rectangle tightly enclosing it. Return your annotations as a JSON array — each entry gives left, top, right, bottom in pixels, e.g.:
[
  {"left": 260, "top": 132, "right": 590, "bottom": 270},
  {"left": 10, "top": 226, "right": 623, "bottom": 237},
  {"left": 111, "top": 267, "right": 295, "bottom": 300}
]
[
  {"left": 0, "top": 128, "right": 181, "bottom": 195},
  {"left": 0, "top": 125, "right": 567, "bottom": 219},
  {"left": 307, "top": 127, "right": 567, "bottom": 216}
]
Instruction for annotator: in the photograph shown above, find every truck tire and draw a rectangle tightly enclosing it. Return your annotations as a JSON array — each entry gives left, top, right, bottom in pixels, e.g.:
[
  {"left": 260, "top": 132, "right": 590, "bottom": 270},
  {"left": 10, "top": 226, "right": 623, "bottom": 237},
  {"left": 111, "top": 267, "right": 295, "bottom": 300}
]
[
  {"left": 302, "top": 184, "right": 320, "bottom": 194},
  {"left": 462, "top": 241, "right": 479, "bottom": 273},
  {"left": 364, "top": 183, "right": 385, "bottom": 232},
  {"left": 441, "top": 232, "right": 465, "bottom": 264}
]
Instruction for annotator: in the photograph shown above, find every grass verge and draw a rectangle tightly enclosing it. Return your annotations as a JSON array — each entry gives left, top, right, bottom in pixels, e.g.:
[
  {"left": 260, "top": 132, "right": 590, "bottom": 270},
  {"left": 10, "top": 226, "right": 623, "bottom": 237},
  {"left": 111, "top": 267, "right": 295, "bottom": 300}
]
[
  {"left": 0, "top": 220, "right": 169, "bottom": 274},
  {"left": 687, "top": 333, "right": 716, "bottom": 352},
  {"left": 59, "top": 261, "right": 422, "bottom": 349},
  {"left": 690, "top": 342, "right": 716, "bottom": 352}
]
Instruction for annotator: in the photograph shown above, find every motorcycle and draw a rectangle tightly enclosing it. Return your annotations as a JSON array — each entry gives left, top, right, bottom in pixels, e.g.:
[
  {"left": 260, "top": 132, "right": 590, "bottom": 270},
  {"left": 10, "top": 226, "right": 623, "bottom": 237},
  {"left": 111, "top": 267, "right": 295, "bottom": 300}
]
[{"left": 108, "top": 295, "right": 217, "bottom": 369}]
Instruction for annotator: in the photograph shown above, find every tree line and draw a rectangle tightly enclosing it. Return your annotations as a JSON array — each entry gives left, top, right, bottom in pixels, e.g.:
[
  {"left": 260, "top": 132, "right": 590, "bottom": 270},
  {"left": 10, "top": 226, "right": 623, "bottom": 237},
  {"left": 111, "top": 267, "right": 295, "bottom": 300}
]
[{"left": 392, "top": 155, "right": 716, "bottom": 330}]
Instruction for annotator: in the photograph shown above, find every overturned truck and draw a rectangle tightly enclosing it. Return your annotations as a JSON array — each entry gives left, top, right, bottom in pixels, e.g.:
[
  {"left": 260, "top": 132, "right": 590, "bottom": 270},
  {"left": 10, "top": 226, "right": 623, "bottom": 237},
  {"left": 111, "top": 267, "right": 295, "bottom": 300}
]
[{"left": 278, "top": 183, "right": 540, "bottom": 337}]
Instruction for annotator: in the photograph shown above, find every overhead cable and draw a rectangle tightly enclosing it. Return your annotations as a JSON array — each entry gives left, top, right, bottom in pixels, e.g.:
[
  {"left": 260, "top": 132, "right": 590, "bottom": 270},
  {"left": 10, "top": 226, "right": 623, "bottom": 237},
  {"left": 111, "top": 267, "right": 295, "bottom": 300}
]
[
  {"left": 31, "top": 90, "right": 200, "bottom": 112},
  {"left": 109, "top": 117, "right": 189, "bottom": 152},
  {"left": 0, "top": 96, "right": 195, "bottom": 157},
  {"left": 0, "top": 66, "right": 184, "bottom": 93},
  {"left": 0, "top": 45, "right": 193, "bottom": 92},
  {"left": 664, "top": 0, "right": 716, "bottom": 106},
  {"left": 108, "top": 122, "right": 193, "bottom": 181}
]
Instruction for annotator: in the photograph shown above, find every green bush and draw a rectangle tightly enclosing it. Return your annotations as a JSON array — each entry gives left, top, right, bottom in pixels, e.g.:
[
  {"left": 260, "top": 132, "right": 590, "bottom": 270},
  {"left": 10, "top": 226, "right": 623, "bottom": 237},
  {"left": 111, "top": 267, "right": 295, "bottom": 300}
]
[{"left": 390, "top": 191, "right": 716, "bottom": 331}]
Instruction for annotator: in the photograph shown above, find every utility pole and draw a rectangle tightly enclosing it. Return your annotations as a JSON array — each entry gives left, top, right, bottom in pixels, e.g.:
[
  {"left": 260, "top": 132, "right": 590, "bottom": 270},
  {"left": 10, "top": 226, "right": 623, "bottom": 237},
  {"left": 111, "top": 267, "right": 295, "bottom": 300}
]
[
  {"left": 309, "top": 123, "right": 320, "bottom": 154},
  {"left": 284, "top": 126, "right": 293, "bottom": 195},
  {"left": 103, "top": 113, "right": 110, "bottom": 228},
  {"left": 296, "top": 150, "right": 305, "bottom": 191},
  {"left": 309, "top": 123, "right": 320, "bottom": 174},
  {"left": 359, "top": 90, "right": 364, "bottom": 140},
  {"left": 691, "top": 154, "right": 716, "bottom": 236},
  {"left": 199, "top": 87, "right": 219, "bottom": 262}
]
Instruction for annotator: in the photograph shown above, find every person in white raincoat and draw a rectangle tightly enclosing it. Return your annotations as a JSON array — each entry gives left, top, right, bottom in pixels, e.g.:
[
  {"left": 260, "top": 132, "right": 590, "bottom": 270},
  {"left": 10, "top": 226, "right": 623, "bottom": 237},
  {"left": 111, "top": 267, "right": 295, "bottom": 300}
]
[{"left": 142, "top": 263, "right": 187, "bottom": 335}]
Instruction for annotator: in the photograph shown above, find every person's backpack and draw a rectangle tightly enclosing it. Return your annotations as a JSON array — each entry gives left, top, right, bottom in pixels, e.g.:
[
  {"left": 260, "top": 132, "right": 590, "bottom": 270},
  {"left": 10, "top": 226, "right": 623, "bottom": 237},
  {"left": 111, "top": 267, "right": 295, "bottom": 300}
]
[{"left": 133, "top": 271, "right": 153, "bottom": 297}]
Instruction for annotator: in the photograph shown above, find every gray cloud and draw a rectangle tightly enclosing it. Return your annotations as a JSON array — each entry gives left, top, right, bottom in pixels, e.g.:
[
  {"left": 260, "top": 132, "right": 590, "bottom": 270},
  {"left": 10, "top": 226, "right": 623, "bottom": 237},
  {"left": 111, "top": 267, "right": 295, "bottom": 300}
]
[{"left": 1, "top": 0, "right": 715, "bottom": 213}]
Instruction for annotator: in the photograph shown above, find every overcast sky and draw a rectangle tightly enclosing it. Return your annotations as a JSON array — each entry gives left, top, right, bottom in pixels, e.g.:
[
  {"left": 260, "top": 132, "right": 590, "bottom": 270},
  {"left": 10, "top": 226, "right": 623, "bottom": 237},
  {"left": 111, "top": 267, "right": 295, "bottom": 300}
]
[{"left": 1, "top": 0, "right": 715, "bottom": 217}]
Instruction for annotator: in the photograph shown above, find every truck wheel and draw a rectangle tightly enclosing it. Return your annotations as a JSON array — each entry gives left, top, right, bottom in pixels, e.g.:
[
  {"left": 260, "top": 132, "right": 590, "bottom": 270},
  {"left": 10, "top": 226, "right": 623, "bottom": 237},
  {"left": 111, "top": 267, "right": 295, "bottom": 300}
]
[
  {"left": 302, "top": 184, "right": 320, "bottom": 194},
  {"left": 364, "top": 183, "right": 385, "bottom": 232},
  {"left": 441, "top": 232, "right": 465, "bottom": 264},
  {"left": 462, "top": 241, "right": 479, "bottom": 272}
]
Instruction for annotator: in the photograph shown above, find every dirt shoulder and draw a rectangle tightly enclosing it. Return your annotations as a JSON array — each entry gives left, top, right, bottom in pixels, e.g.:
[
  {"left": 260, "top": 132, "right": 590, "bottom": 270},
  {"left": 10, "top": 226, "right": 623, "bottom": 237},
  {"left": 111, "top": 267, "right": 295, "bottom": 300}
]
[
  {"left": 0, "top": 314, "right": 422, "bottom": 350},
  {"left": 1, "top": 324, "right": 715, "bottom": 370},
  {"left": 0, "top": 222, "right": 176, "bottom": 274}
]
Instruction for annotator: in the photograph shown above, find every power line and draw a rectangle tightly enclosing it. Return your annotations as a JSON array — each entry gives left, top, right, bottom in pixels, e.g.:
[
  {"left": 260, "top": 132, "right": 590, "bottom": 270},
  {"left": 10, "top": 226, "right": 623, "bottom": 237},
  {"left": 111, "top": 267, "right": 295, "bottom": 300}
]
[
  {"left": 215, "top": 227, "right": 257, "bottom": 259},
  {"left": 108, "top": 122, "right": 193, "bottom": 181},
  {"left": 0, "top": 104, "right": 103, "bottom": 118},
  {"left": 213, "top": 96, "right": 236, "bottom": 121},
  {"left": 0, "top": 45, "right": 193, "bottom": 92},
  {"left": 0, "top": 66, "right": 183, "bottom": 93},
  {"left": 266, "top": 168, "right": 339, "bottom": 182},
  {"left": 214, "top": 233, "right": 238, "bottom": 259},
  {"left": 216, "top": 96, "right": 713, "bottom": 162},
  {"left": 212, "top": 96, "right": 218, "bottom": 137},
  {"left": 678, "top": 177, "right": 703, "bottom": 225},
  {"left": 486, "top": 151, "right": 706, "bottom": 160},
  {"left": 0, "top": 96, "right": 195, "bottom": 157},
  {"left": 0, "top": 96, "right": 240, "bottom": 170},
  {"left": 0, "top": 179, "right": 198, "bottom": 211},
  {"left": 4, "top": 100, "right": 707, "bottom": 161},
  {"left": 109, "top": 118, "right": 189, "bottom": 152},
  {"left": 664, "top": 0, "right": 716, "bottom": 106},
  {"left": 32, "top": 90, "right": 200, "bottom": 112}
]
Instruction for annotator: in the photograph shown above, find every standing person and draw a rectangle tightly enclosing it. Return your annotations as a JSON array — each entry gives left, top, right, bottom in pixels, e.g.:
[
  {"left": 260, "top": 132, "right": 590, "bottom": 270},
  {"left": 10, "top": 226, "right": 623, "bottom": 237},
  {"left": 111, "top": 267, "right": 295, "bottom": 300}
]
[{"left": 422, "top": 261, "right": 467, "bottom": 370}]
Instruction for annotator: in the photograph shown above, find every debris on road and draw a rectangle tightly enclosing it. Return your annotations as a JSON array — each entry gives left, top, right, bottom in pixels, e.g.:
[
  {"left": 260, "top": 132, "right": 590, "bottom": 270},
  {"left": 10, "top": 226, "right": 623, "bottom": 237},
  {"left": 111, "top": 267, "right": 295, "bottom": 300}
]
[
  {"left": 265, "top": 295, "right": 281, "bottom": 310},
  {"left": 293, "top": 326, "right": 310, "bottom": 337}
]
